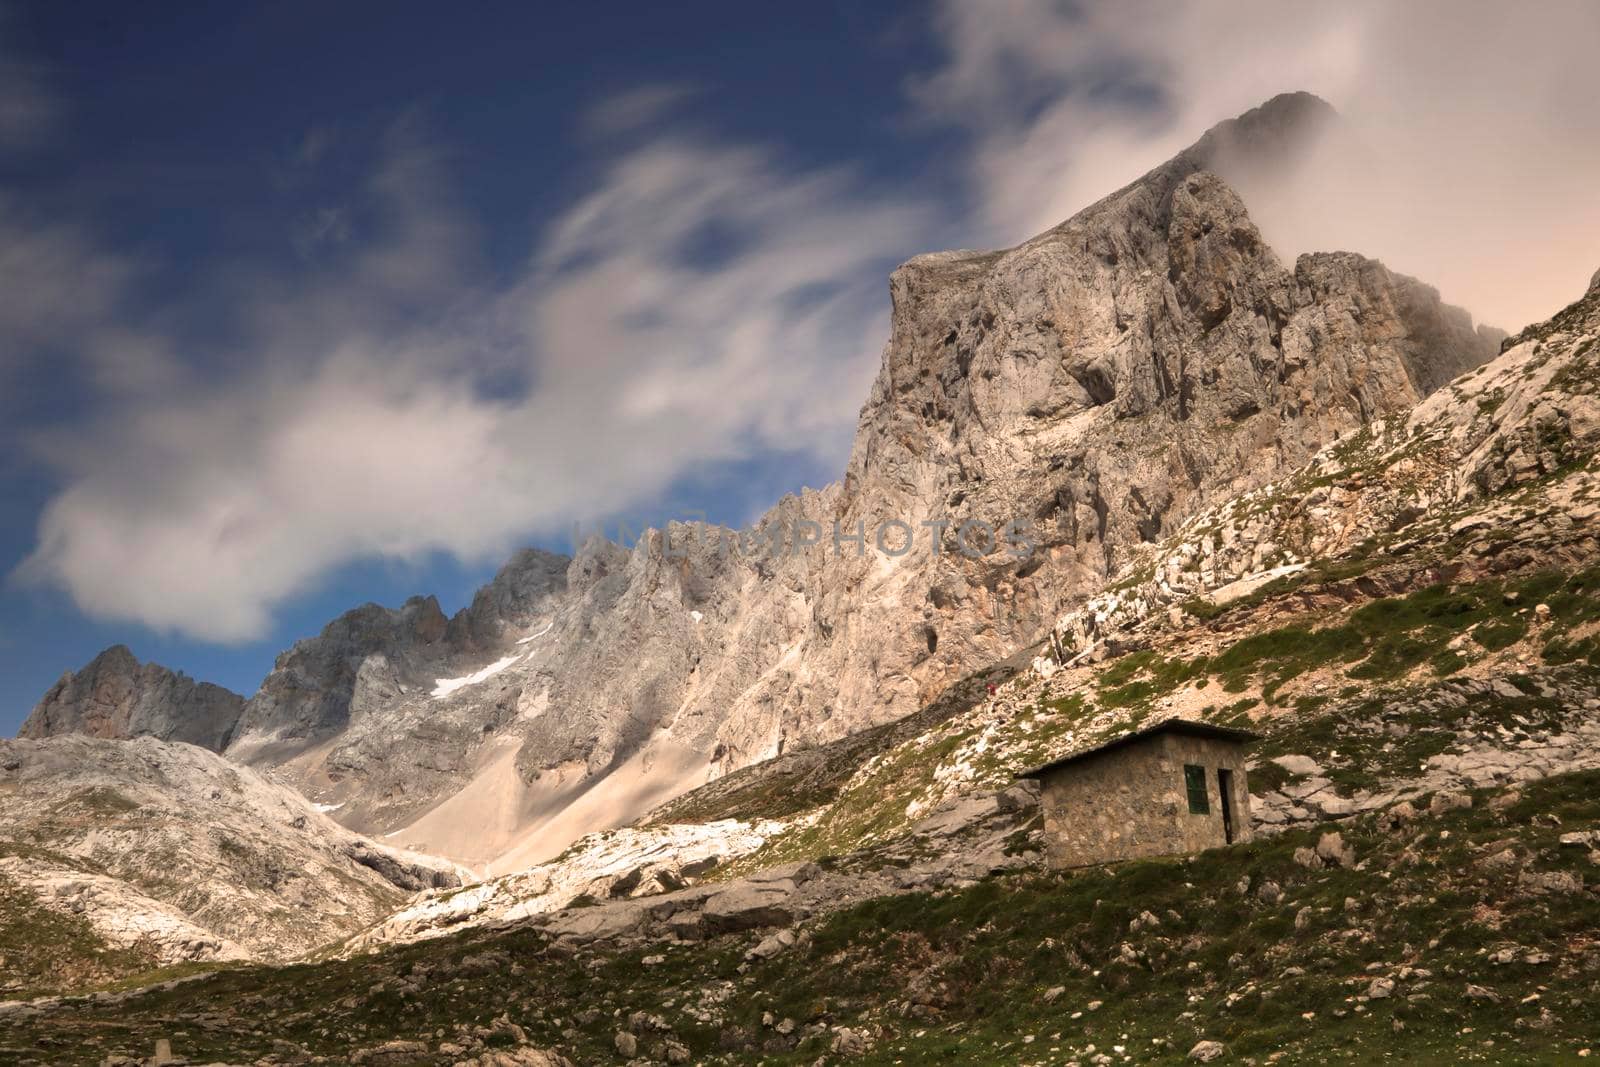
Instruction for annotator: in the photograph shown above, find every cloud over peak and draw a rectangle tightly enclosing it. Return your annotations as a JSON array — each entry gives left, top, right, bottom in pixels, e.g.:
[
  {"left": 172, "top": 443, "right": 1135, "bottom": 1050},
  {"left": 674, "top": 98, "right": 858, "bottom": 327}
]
[
  {"left": 16, "top": 112, "right": 931, "bottom": 642},
  {"left": 913, "top": 0, "right": 1600, "bottom": 332}
]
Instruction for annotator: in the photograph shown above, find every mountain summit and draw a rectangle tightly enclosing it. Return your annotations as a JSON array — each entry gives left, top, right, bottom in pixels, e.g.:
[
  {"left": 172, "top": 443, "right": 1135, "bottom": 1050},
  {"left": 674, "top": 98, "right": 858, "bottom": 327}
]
[{"left": 19, "top": 645, "right": 245, "bottom": 752}]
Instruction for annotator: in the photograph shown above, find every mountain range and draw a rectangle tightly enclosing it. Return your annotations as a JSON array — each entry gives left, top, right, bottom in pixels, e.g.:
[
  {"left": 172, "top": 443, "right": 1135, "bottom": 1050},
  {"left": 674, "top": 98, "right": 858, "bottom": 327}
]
[
  {"left": 5, "top": 91, "right": 1599, "bottom": 1065},
  {"left": 20, "top": 93, "right": 1500, "bottom": 873}
]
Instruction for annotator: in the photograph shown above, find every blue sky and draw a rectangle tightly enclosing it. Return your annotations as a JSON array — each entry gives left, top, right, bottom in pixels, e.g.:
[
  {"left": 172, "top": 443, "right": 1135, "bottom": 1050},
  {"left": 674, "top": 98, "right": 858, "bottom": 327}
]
[
  {"left": 3, "top": 1, "right": 1599, "bottom": 734},
  {"left": 0, "top": 1, "right": 965, "bottom": 728}
]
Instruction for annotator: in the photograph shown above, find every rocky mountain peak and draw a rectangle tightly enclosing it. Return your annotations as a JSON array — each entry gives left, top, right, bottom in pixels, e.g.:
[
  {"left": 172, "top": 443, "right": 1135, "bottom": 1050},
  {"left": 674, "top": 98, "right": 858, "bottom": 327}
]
[
  {"left": 1184, "top": 90, "right": 1335, "bottom": 170},
  {"left": 1044, "top": 90, "right": 1336, "bottom": 248},
  {"left": 446, "top": 548, "right": 570, "bottom": 651},
  {"left": 18, "top": 645, "right": 245, "bottom": 752},
  {"left": 225, "top": 550, "right": 568, "bottom": 764}
]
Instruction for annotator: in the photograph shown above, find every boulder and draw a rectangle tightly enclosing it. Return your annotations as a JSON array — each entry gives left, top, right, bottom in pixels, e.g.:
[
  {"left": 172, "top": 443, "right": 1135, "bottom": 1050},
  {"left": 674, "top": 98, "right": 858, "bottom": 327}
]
[
  {"left": 1271, "top": 755, "right": 1324, "bottom": 777},
  {"left": 543, "top": 901, "right": 648, "bottom": 943},
  {"left": 701, "top": 881, "right": 797, "bottom": 932},
  {"left": 664, "top": 911, "right": 704, "bottom": 941},
  {"left": 1293, "top": 846, "right": 1323, "bottom": 870},
  {"left": 1518, "top": 869, "right": 1584, "bottom": 895},
  {"left": 463, "top": 1052, "right": 573, "bottom": 1067},
  {"left": 745, "top": 928, "right": 797, "bottom": 961},
  {"left": 830, "top": 1026, "right": 875, "bottom": 1056},
  {"left": 910, "top": 794, "right": 1002, "bottom": 837},
  {"left": 350, "top": 1040, "right": 431, "bottom": 1066},
  {"left": 746, "top": 861, "right": 820, "bottom": 886},
  {"left": 996, "top": 781, "right": 1040, "bottom": 813},
  {"left": 1315, "top": 831, "right": 1356, "bottom": 868}
]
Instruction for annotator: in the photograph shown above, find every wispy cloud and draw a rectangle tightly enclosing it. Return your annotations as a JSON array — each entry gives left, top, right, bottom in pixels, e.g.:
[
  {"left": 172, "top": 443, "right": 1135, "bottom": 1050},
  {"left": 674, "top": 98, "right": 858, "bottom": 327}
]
[
  {"left": 0, "top": 11, "right": 56, "bottom": 151},
  {"left": 580, "top": 83, "right": 703, "bottom": 138},
  {"left": 17, "top": 110, "right": 933, "bottom": 642},
  {"left": 0, "top": 196, "right": 128, "bottom": 367}
]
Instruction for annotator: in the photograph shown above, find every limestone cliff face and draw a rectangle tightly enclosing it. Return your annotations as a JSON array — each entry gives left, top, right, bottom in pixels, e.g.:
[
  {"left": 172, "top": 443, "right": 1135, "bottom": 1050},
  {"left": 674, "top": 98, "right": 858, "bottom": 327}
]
[
  {"left": 775, "top": 159, "right": 1496, "bottom": 763},
  {"left": 627, "top": 265, "right": 1600, "bottom": 888},
  {"left": 24, "top": 95, "right": 1502, "bottom": 869},
  {"left": 18, "top": 645, "right": 245, "bottom": 752}
]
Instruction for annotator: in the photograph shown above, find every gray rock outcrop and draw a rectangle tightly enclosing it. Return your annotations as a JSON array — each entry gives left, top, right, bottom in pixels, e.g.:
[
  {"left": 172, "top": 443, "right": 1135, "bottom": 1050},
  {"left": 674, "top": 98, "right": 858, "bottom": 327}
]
[{"left": 19, "top": 645, "right": 244, "bottom": 752}]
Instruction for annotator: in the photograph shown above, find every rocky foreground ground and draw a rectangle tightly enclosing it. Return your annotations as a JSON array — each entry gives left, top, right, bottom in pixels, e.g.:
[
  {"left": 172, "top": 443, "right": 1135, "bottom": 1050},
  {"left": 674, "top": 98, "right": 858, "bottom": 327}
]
[{"left": 1, "top": 767, "right": 1598, "bottom": 1065}]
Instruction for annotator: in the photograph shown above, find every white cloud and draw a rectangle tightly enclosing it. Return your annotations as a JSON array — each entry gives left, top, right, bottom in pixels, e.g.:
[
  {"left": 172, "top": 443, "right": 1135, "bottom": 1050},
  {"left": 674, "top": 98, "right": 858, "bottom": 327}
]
[
  {"left": 581, "top": 83, "right": 703, "bottom": 138},
  {"left": 18, "top": 119, "right": 932, "bottom": 642},
  {"left": 917, "top": 0, "right": 1600, "bottom": 331}
]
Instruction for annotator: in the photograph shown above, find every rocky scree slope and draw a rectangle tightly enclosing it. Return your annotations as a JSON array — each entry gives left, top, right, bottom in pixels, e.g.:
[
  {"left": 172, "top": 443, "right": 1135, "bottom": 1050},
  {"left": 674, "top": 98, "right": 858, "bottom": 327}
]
[
  {"left": 19, "top": 645, "right": 245, "bottom": 752},
  {"left": 0, "top": 735, "right": 458, "bottom": 984},
  {"left": 24, "top": 93, "right": 1498, "bottom": 871}
]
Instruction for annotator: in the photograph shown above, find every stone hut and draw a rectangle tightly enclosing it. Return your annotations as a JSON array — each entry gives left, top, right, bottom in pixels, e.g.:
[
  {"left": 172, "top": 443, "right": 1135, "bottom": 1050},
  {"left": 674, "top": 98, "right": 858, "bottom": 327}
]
[{"left": 1019, "top": 719, "right": 1258, "bottom": 869}]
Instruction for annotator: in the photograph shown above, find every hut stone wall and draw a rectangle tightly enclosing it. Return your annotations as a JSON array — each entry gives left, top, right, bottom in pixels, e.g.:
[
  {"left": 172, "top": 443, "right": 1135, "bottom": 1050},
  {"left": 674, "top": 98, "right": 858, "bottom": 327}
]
[{"left": 1037, "top": 732, "right": 1253, "bottom": 868}]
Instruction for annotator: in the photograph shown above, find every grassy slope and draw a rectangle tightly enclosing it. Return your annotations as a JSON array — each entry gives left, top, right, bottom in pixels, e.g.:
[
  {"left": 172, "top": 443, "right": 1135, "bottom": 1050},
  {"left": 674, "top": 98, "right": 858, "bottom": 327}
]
[
  {"left": 4, "top": 771, "right": 1598, "bottom": 1064},
  {"left": 0, "top": 870, "right": 160, "bottom": 999},
  {"left": 710, "top": 555, "right": 1600, "bottom": 878},
  {"left": 15, "top": 530, "right": 1593, "bottom": 1052}
]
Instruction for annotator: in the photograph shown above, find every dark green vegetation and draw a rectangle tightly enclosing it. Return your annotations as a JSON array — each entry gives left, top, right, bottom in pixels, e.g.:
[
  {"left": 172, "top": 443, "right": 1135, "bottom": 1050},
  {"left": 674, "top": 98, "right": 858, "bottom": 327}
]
[
  {"left": 1103, "top": 566, "right": 1600, "bottom": 712},
  {"left": 5, "top": 772, "right": 1598, "bottom": 1065},
  {"left": 0, "top": 871, "right": 159, "bottom": 999}
]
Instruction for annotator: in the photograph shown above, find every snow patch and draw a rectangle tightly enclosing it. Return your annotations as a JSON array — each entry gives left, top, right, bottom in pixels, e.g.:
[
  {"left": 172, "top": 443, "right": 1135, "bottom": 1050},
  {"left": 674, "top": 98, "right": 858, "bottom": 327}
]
[
  {"left": 312, "top": 802, "right": 343, "bottom": 814},
  {"left": 516, "top": 620, "right": 555, "bottom": 645},
  {"left": 346, "top": 815, "right": 785, "bottom": 953},
  {"left": 689, "top": 610, "right": 703, "bottom": 623},
  {"left": 431, "top": 654, "right": 523, "bottom": 699}
]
